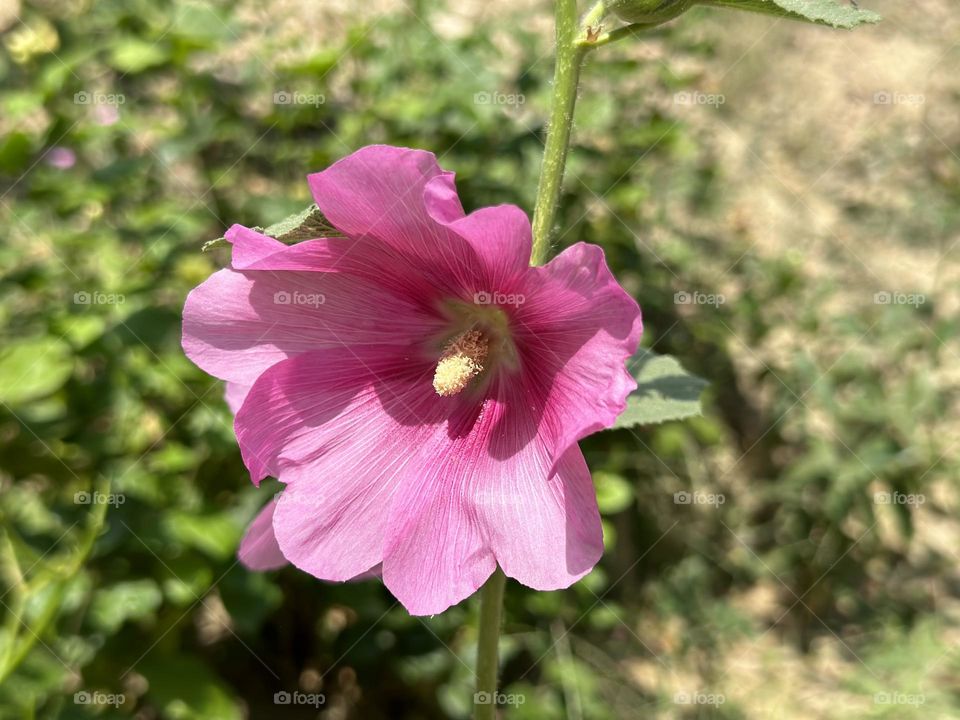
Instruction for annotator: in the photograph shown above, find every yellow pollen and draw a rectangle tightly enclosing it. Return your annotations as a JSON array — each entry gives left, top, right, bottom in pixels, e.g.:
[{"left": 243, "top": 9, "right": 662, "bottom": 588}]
[{"left": 433, "top": 329, "right": 489, "bottom": 397}]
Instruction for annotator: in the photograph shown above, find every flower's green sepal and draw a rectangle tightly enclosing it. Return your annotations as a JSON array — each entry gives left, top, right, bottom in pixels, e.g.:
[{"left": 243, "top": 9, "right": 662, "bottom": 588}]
[{"left": 606, "top": 0, "right": 697, "bottom": 25}]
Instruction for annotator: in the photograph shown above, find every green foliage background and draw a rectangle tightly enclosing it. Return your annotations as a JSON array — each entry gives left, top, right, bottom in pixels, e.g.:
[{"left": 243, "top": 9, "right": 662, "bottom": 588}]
[{"left": 1, "top": 0, "right": 958, "bottom": 717}]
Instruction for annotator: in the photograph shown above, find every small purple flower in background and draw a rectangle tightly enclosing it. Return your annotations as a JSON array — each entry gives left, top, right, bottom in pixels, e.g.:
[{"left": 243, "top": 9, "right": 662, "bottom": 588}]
[
  {"left": 92, "top": 104, "right": 120, "bottom": 126},
  {"left": 44, "top": 146, "right": 76, "bottom": 169},
  {"left": 182, "top": 145, "right": 642, "bottom": 615}
]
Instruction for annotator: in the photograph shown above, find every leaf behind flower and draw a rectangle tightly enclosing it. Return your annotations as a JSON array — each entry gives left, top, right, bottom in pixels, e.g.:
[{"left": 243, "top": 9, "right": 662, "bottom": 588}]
[
  {"left": 202, "top": 203, "right": 341, "bottom": 252},
  {"left": 612, "top": 347, "right": 707, "bottom": 428}
]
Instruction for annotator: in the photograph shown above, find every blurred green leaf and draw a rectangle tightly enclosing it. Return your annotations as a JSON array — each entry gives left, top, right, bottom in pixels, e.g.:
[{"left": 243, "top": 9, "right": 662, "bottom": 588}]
[
  {"left": 142, "top": 655, "right": 243, "bottom": 720},
  {"left": 0, "top": 337, "right": 72, "bottom": 406},
  {"left": 109, "top": 39, "right": 170, "bottom": 73},
  {"left": 165, "top": 512, "right": 241, "bottom": 561},
  {"left": 593, "top": 471, "right": 635, "bottom": 514},
  {"left": 89, "top": 579, "right": 163, "bottom": 633}
]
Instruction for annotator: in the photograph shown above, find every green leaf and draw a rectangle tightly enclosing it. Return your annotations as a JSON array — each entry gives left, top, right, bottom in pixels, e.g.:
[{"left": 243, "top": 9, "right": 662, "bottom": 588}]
[
  {"left": 261, "top": 203, "right": 339, "bottom": 242},
  {"left": 0, "top": 337, "right": 73, "bottom": 406},
  {"left": 142, "top": 654, "right": 243, "bottom": 720},
  {"left": 700, "top": 0, "right": 881, "bottom": 28},
  {"left": 109, "top": 39, "right": 169, "bottom": 73},
  {"left": 606, "top": 0, "right": 697, "bottom": 25},
  {"left": 611, "top": 348, "right": 707, "bottom": 429},
  {"left": 202, "top": 204, "right": 340, "bottom": 252},
  {"left": 593, "top": 471, "right": 635, "bottom": 514},
  {"left": 165, "top": 511, "right": 242, "bottom": 561},
  {"left": 89, "top": 580, "right": 163, "bottom": 633}
]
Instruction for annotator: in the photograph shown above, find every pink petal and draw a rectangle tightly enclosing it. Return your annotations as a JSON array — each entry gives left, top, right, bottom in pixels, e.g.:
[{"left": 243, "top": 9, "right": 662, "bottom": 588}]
[
  {"left": 431, "top": 203, "right": 532, "bottom": 296},
  {"left": 381, "top": 486, "right": 497, "bottom": 615},
  {"left": 382, "top": 378, "right": 601, "bottom": 613},
  {"left": 307, "top": 145, "right": 462, "bottom": 254},
  {"left": 477, "top": 443, "right": 602, "bottom": 591},
  {"left": 224, "top": 382, "right": 251, "bottom": 415},
  {"left": 307, "top": 146, "right": 529, "bottom": 297},
  {"left": 226, "top": 224, "right": 445, "bottom": 307},
  {"left": 181, "top": 265, "right": 443, "bottom": 385},
  {"left": 238, "top": 500, "right": 287, "bottom": 571},
  {"left": 514, "top": 242, "right": 643, "bottom": 455},
  {"left": 225, "top": 224, "right": 294, "bottom": 268},
  {"left": 235, "top": 345, "right": 449, "bottom": 580}
]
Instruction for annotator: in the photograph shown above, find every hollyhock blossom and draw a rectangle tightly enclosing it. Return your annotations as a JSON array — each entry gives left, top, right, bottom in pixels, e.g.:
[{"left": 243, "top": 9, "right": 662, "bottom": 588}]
[
  {"left": 44, "top": 146, "right": 76, "bottom": 169},
  {"left": 182, "top": 145, "right": 642, "bottom": 615}
]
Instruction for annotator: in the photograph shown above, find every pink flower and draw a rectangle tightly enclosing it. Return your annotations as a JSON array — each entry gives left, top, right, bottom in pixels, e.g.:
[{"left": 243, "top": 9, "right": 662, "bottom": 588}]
[
  {"left": 44, "top": 146, "right": 76, "bottom": 169},
  {"left": 182, "top": 146, "right": 642, "bottom": 615}
]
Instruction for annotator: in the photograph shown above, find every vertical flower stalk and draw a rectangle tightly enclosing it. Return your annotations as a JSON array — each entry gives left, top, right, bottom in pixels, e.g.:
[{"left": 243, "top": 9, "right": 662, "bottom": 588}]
[
  {"left": 474, "top": 567, "right": 506, "bottom": 720},
  {"left": 530, "top": 0, "right": 588, "bottom": 266},
  {"left": 474, "top": 0, "right": 591, "bottom": 714}
]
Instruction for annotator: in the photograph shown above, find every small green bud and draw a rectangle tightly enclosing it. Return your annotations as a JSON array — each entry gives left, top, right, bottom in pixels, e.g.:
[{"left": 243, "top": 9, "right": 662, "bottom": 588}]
[{"left": 605, "top": 0, "right": 697, "bottom": 24}]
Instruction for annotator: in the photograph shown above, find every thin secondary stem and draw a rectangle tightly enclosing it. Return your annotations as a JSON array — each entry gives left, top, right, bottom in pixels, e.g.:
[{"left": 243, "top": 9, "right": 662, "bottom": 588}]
[
  {"left": 474, "top": 567, "right": 506, "bottom": 720},
  {"left": 581, "top": 21, "right": 656, "bottom": 48},
  {"left": 530, "top": 0, "right": 588, "bottom": 266}
]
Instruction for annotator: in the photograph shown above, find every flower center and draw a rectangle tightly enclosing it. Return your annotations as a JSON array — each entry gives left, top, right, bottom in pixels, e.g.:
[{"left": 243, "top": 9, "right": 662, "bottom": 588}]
[{"left": 433, "top": 329, "right": 489, "bottom": 397}]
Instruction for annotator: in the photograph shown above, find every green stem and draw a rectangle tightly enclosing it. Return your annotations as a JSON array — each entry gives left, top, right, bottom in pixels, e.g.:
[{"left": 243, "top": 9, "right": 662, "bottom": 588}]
[
  {"left": 581, "top": 0, "right": 607, "bottom": 29},
  {"left": 474, "top": 567, "right": 506, "bottom": 720},
  {"left": 530, "top": 0, "right": 588, "bottom": 266},
  {"left": 581, "top": 21, "right": 657, "bottom": 48}
]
